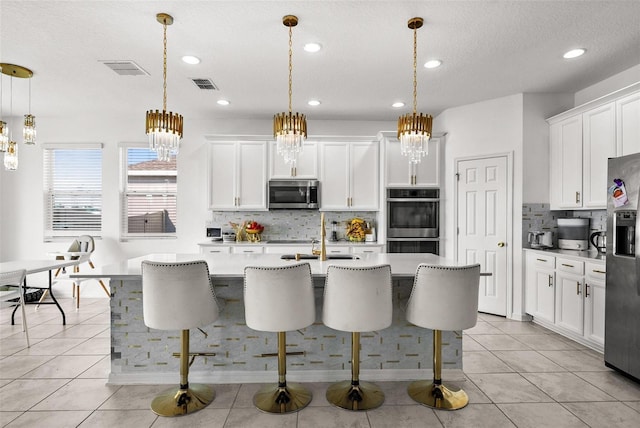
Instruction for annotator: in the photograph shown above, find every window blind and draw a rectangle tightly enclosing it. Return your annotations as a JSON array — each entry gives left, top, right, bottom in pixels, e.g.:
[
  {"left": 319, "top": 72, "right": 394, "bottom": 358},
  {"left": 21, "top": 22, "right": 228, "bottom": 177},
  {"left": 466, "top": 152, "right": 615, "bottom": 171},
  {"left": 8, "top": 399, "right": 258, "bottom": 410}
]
[
  {"left": 43, "top": 144, "right": 103, "bottom": 238},
  {"left": 121, "top": 146, "right": 177, "bottom": 238}
]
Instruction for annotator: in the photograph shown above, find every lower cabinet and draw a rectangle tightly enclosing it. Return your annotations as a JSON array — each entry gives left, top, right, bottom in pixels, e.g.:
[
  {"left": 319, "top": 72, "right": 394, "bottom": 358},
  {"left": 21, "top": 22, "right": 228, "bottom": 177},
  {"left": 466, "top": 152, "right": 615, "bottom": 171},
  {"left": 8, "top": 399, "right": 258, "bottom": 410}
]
[{"left": 525, "top": 250, "right": 606, "bottom": 352}]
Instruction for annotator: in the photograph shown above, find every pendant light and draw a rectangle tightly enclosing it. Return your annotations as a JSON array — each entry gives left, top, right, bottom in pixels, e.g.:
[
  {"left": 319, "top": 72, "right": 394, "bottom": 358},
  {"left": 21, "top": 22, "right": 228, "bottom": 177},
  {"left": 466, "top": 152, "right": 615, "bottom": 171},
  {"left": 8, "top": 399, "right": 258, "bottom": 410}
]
[
  {"left": 145, "top": 13, "right": 183, "bottom": 162},
  {"left": 273, "top": 15, "right": 307, "bottom": 167},
  {"left": 23, "top": 77, "right": 36, "bottom": 145},
  {"left": 397, "top": 17, "right": 433, "bottom": 164},
  {"left": 1, "top": 64, "right": 33, "bottom": 170},
  {"left": 3, "top": 73, "right": 17, "bottom": 170}
]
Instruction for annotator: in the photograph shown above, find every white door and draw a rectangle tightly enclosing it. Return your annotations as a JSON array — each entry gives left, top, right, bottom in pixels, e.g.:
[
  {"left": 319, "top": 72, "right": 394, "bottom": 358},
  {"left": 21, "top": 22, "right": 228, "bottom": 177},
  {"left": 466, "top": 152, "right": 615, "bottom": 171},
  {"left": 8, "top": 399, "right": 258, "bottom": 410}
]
[{"left": 457, "top": 156, "right": 509, "bottom": 316}]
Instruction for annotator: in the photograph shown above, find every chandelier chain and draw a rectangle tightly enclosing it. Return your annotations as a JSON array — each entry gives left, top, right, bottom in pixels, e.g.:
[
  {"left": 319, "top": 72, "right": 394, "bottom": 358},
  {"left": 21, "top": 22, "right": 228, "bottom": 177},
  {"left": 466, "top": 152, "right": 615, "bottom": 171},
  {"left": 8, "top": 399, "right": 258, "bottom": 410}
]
[
  {"left": 413, "top": 24, "right": 418, "bottom": 115},
  {"left": 162, "top": 20, "right": 168, "bottom": 112},
  {"left": 288, "top": 24, "right": 293, "bottom": 114}
]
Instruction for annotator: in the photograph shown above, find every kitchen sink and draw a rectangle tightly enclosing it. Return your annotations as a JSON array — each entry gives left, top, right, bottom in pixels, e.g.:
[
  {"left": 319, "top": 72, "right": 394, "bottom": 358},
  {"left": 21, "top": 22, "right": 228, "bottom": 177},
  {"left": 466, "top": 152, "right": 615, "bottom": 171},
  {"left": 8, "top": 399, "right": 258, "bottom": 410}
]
[{"left": 280, "top": 254, "right": 360, "bottom": 260}]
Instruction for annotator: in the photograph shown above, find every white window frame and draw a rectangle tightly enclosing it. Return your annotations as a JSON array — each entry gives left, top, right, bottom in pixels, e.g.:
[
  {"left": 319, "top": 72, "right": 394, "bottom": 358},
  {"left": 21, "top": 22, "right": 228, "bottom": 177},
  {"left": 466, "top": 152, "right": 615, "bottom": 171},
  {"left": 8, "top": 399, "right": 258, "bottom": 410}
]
[
  {"left": 120, "top": 143, "right": 178, "bottom": 240},
  {"left": 43, "top": 143, "right": 103, "bottom": 239}
]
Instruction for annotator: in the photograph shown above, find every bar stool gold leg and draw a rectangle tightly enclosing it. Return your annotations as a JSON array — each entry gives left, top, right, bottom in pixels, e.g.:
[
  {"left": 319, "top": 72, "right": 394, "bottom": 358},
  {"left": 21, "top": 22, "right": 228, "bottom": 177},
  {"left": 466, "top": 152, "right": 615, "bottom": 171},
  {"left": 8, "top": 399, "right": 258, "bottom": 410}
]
[
  {"left": 151, "top": 330, "right": 215, "bottom": 416},
  {"left": 253, "top": 331, "right": 312, "bottom": 413},
  {"left": 326, "top": 332, "right": 385, "bottom": 411},
  {"left": 408, "top": 330, "right": 469, "bottom": 410}
]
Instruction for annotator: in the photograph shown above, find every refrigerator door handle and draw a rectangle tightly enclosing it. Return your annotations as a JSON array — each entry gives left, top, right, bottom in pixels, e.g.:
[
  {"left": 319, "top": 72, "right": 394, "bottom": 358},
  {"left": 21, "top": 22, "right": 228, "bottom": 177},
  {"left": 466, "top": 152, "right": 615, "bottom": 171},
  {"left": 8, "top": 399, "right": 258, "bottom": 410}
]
[{"left": 636, "top": 185, "right": 640, "bottom": 296}]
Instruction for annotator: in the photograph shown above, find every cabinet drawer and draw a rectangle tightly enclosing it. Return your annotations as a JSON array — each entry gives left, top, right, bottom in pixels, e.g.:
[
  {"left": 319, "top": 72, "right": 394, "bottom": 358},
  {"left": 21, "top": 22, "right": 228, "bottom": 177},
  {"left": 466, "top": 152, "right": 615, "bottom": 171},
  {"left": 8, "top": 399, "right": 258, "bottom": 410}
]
[
  {"left": 351, "top": 246, "right": 383, "bottom": 254},
  {"left": 557, "top": 258, "right": 584, "bottom": 275},
  {"left": 232, "top": 246, "right": 264, "bottom": 254},
  {"left": 585, "top": 262, "right": 606, "bottom": 280},
  {"left": 531, "top": 253, "right": 555, "bottom": 268},
  {"left": 326, "top": 246, "right": 351, "bottom": 255},
  {"left": 204, "top": 246, "right": 231, "bottom": 254}
]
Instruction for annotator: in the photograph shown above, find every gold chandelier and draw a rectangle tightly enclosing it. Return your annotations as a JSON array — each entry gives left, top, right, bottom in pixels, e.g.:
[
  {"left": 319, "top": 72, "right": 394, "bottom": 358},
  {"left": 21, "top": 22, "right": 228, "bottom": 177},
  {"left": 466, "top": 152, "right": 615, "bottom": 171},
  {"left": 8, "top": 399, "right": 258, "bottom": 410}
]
[
  {"left": 146, "top": 13, "right": 183, "bottom": 162},
  {"left": 1, "top": 63, "right": 35, "bottom": 170},
  {"left": 397, "top": 17, "right": 433, "bottom": 164},
  {"left": 273, "top": 15, "right": 307, "bottom": 167}
]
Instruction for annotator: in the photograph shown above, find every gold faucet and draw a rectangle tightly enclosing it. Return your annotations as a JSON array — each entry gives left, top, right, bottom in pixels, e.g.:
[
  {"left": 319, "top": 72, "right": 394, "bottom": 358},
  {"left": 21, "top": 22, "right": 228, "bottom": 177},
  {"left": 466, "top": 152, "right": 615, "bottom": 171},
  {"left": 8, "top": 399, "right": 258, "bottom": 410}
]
[{"left": 311, "top": 212, "right": 327, "bottom": 261}]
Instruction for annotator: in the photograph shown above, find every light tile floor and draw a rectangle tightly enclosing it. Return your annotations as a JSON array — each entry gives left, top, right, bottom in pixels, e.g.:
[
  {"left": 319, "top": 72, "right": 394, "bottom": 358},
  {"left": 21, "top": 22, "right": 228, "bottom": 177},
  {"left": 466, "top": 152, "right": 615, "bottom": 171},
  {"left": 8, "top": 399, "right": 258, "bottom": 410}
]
[{"left": 1, "top": 298, "right": 640, "bottom": 427}]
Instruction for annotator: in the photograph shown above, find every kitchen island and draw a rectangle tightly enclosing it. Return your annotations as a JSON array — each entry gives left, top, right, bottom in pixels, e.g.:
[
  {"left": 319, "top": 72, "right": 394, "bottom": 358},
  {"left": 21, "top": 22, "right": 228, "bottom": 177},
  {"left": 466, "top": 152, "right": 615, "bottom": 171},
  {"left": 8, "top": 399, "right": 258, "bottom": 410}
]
[{"left": 73, "top": 253, "right": 471, "bottom": 385}]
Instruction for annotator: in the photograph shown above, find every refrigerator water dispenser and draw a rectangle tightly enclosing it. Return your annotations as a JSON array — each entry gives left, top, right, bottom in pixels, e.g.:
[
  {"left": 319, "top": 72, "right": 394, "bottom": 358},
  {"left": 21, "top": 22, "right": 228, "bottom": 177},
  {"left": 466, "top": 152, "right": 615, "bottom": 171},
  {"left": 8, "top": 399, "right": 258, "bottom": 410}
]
[{"left": 613, "top": 210, "right": 636, "bottom": 257}]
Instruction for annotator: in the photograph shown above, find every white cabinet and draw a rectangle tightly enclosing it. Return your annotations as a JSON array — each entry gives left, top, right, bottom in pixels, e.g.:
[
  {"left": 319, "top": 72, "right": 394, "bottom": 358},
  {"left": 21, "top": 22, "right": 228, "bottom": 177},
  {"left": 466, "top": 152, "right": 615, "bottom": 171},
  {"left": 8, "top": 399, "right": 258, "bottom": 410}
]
[
  {"left": 208, "top": 141, "right": 268, "bottom": 211},
  {"left": 525, "top": 252, "right": 556, "bottom": 323},
  {"left": 525, "top": 250, "right": 606, "bottom": 352},
  {"left": 269, "top": 141, "right": 318, "bottom": 179},
  {"left": 380, "top": 132, "right": 441, "bottom": 187},
  {"left": 263, "top": 245, "right": 309, "bottom": 254},
  {"left": 584, "top": 262, "right": 606, "bottom": 347},
  {"left": 232, "top": 246, "right": 264, "bottom": 254},
  {"left": 549, "top": 103, "right": 615, "bottom": 210},
  {"left": 555, "top": 258, "right": 585, "bottom": 336},
  {"left": 319, "top": 141, "right": 379, "bottom": 210},
  {"left": 200, "top": 245, "right": 232, "bottom": 254},
  {"left": 616, "top": 92, "right": 640, "bottom": 156},
  {"left": 351, "top": 245, "right": 384, "bottom": 254}
]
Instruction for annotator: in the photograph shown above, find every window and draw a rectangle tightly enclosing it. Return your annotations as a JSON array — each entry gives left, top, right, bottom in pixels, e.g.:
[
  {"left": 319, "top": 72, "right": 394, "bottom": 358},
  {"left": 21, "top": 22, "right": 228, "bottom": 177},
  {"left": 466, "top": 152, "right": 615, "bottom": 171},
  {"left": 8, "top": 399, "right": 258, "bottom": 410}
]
[
  {"left": 43, "top": 143, "right": 103, "bottom": 238},
  {"left": 121, "top": 145, "right": 177, "bottom": 238}
]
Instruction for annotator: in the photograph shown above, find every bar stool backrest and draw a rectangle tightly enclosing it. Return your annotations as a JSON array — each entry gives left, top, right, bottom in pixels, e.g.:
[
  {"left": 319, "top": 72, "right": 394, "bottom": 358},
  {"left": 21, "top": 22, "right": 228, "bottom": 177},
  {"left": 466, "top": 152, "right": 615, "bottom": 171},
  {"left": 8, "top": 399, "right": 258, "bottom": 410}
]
[
  {"left": 244, "top": 263, "right": 315, "bottom": 332},
  {"left": 406, "top": 264, "right": 481, "bottom": 331},
  {"left": 142, "top": 260, "right": 219, "bottom": 331},
  {"left": 323, "top": 264, "right": 392, "bottom": 333}
]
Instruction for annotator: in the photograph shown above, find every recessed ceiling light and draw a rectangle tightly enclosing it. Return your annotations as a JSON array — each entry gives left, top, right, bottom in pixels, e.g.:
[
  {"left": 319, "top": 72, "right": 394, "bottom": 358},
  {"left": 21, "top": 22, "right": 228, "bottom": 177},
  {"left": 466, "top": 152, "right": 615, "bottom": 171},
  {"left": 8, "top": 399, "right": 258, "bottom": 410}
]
[
  {"left": 392, "top": 102, "right": 405, "bottom": 108},
  {"left": 304, "top": 43, "right": 322, "bottom": 53},
  {"left": 424, "top": 59, "right": 442, "bottom": 69},
  {"left": 563, "top": 48, "right": 586, "bottom": 59},
  {"left": 217, "top": 99, "right": 230, "bottom": 106},
  {"left": 181, "top": 55, "right": 201, "bottom": 65},
  {"left": 308, "top": 100, "right": 321, "bottom": 106}
]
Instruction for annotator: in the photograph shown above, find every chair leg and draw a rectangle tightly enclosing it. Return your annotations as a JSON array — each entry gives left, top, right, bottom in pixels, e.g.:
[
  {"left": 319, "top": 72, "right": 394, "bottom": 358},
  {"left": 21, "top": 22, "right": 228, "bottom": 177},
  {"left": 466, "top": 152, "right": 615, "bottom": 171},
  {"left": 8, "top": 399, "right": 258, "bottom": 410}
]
[
  {"left": 19, "top": 286, "right": 30, "bottom": 347},
  {"left": 150, "top": 329, "right": 215, "bottom": 416},
  {"left": 75, "top": 283, "right": 80, "bottom": 310},
  {"left": 407, "top": 329, "right": 469, "bottom": 410},
  {"left": 326, "top": 332, "right": 385, "bottom": 411},
  {"left": 253, "top": 331, "right": 312, "bottom": 413}
]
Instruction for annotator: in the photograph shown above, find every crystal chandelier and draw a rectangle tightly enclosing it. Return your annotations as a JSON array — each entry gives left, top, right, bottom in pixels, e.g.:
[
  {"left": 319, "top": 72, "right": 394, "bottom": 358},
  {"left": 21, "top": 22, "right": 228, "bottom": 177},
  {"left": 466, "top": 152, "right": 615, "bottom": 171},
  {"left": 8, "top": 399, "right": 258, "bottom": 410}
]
[
  {"left": 145, "top": 13, "right": 183, "bottom": 162},
  {"left": 23, "top": 76, "right": 36, "bottom": 144},
  {"left": 273, "top": 15, "right": 307, "bottom": 168},
  {"left": 397, "top": 17, "right": 433, "bottom": 164},
  {"left": 1, "top": 63, "right": 34, "bottom": 170}
]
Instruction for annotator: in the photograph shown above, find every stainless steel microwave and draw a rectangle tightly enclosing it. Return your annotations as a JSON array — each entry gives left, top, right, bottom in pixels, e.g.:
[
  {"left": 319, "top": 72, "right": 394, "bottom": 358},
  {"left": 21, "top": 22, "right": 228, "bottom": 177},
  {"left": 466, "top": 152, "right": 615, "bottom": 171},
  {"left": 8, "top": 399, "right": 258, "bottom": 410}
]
[{"left": 268, "top": 179, "right": 319, "bottom": 209}]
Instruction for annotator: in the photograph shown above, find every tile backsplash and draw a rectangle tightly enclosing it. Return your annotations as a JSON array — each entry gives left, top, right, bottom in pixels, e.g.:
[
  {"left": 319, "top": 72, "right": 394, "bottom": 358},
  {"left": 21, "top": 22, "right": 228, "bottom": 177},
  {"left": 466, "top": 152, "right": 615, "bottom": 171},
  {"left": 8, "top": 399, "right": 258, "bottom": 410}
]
[
  {"left": 522, "top": 203, "right": 606, "bottom": 248},
  {"left": 209, "top": 210, "right": 379, "bottom": 242}
]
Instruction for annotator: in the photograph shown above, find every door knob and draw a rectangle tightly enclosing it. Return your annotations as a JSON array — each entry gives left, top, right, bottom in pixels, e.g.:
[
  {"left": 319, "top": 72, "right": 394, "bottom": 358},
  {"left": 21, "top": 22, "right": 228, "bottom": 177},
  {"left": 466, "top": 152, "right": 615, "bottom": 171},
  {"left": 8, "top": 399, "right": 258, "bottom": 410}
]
[{"left": 497, "top": 242, "right": 505, "bottom": 247}]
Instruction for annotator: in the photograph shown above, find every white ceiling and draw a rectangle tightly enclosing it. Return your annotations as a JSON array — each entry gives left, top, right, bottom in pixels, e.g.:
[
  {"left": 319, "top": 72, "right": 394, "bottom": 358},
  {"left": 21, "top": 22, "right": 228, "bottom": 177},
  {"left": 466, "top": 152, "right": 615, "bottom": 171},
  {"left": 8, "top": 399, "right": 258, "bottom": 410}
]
[{"left": 1, "top": 1, "right": 639, "bottom": 124}]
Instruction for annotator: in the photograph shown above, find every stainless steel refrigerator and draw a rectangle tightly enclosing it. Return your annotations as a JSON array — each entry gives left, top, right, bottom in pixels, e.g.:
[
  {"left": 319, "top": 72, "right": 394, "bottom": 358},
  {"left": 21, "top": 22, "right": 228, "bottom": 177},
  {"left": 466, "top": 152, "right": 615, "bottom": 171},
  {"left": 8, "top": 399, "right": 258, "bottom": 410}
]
[{"left": 605, "top": 152, "right": 640, "bottom": 381}]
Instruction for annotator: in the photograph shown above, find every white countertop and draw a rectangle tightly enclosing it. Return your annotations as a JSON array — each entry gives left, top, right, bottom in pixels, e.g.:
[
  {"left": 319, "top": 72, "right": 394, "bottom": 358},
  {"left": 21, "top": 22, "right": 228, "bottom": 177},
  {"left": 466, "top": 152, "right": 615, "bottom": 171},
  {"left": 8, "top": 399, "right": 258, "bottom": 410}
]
[
  {"left": 198, "top": 240, "right": 384, "bottom": 247},
  {"left": 70, "top": 252, "right": 463, "bottom": 280},
  {"left": 524, "top": 247, "right": 605, "bottom": 262}
]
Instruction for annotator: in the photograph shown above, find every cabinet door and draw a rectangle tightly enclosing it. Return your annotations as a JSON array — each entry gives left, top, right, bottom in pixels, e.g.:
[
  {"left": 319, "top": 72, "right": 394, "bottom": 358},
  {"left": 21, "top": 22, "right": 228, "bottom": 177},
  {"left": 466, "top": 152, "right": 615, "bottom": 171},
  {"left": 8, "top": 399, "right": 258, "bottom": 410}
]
[
  {"left": 325, "top": 246, "right": 351, "bottom": 255},
  {"left": 269, "top": 141, "right": 318, "bottom": 178},
  {"left": 414, "top": 137, "right": 441, "bottom": 186},
  {"left": 320, "top": 142, "right": 350, "bottom": 209},
  {"left": 550, "top": 116, "right": 583, "bottom": 209},
  {"left": 583, "top": 103, "right": 616, "bottom": 208},
  {"left": 555, "top": 272, "right": 584, "bottom": 335},
  {"left": 231, "top": 246, "right": 264, "bottom": 254},
  {"left": 201, "top": 246, "right": 232, "bottom": 254},
  {"left": 351, "top": 246, "right": 383, "bottom": 254},
  {"left": 584, "top": 277, "right": 605, "bottom": 347},
  {"left": 534, "top": 269, "right": 556, "bottom": 323},
  {"left": 385, "top": 135, "right": 440, "bottom": 187},
  {"left": 237, "top": 142, "right": 267, "bottom": 210},
  {"left": 208, "top": 142, "right": 237, "bottom": 210},
  {"left": 616, "top": 92, "right": 640, "bottom": 156},
  {"left": 350, "top": 142, "right": 379, "bottom": 210}
]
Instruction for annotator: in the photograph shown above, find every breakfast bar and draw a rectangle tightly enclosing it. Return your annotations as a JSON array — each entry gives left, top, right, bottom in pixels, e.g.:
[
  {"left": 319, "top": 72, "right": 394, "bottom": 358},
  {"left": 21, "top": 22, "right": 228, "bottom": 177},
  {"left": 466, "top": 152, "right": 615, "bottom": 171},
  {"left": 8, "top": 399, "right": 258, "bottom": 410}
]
[{"left": 73, "top": 253, "right": 471, "bottom": 385}]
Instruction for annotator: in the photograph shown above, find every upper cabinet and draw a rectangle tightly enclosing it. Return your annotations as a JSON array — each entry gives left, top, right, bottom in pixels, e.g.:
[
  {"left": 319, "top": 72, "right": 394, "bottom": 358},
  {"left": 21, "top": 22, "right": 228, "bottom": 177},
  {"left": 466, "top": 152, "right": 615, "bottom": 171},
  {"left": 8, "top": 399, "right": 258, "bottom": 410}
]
[
  {"left": 319, "top": 140, "right": 379, "bottom": 210},
  {"left": 616, "top": 92, "right": 640, "bottom": 156},
  {"left": 378, "top": 131, "right": 441, "bottom": 187},
  {"left": 269, "top": 140, "right": 318, "bottom": 179},
  {"left": 208, "top": 140, "right": 268, "bottom": 211},
  {"left": 548, "top": 86, "right": 639, "bottom": 210}
]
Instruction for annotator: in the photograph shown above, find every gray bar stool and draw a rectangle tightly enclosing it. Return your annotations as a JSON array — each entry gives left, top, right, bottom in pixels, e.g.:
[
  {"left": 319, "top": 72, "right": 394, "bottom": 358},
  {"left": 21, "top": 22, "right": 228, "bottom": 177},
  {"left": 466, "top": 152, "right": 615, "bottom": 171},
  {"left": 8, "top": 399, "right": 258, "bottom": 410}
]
[
  {"left": 244, "top": 263, "right": 315, "bottom": 414},
  {"left": 406, "top": 263, "right": 480, "bottom": 410},
  {"left": 142, "top": 260, "right": 219, "bottom": 417},
  {"left": 322, "top": 264, "right": 392, "bottom": 411}
]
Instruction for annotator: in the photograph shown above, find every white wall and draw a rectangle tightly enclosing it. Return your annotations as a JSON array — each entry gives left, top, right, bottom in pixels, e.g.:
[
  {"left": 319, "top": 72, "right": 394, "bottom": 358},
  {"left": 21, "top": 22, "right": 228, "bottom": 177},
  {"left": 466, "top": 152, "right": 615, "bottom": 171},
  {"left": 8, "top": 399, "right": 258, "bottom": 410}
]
[{"left": 574, "top": 64, "right": 640, "bottom": 106}]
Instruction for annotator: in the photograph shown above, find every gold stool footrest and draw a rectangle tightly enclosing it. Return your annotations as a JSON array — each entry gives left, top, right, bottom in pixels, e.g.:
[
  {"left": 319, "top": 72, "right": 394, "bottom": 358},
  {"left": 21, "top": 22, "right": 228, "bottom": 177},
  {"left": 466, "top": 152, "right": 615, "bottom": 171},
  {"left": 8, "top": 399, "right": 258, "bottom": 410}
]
[
  {"left": 407, "top": 380, "right": 469, "bottom": 410},
  {"left": 326, "top": 380, "right": 385, "bottom": 411},
  {"left": 151, "top": 383, "right": 215, "bottom": 416},
  {"left": 253, "top": 383, "right": 312, "bottom": 414}
]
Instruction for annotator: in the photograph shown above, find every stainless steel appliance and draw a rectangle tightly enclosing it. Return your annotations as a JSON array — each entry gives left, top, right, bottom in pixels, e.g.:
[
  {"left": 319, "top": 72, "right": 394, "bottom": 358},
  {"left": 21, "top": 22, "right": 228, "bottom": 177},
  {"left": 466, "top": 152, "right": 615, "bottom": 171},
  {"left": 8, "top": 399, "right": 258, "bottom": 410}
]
[
  {"left": 528, "top": 231, "right": 553, "bottom": 249},
  {"left": 605, "top": 152, "right": 640, "bottom": 382},
  {"left": 268, "top": 179, "right": 319, "bottom": 209},
  {"left": 386, "top": 188, "right": 439, "bottom": 254},
  {"left": 590, "top": 231, "right": 607, "bottom": 253},
  {"left": 557, "top": 218, "right": 590, "bottom": 250}
]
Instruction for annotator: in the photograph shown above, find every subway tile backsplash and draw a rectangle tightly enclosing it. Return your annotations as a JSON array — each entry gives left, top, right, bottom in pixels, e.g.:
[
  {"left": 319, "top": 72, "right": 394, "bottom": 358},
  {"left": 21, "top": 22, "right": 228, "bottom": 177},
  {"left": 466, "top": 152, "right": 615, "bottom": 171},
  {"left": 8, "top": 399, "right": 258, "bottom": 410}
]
[{"left": 522, "top": 203, "right": 606, "bottom": 248}]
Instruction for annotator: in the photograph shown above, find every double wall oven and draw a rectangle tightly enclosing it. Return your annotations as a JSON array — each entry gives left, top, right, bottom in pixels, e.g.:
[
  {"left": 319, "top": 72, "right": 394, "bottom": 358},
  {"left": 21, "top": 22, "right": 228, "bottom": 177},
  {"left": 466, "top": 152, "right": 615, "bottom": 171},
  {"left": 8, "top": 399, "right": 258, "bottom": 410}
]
[{"left": 386, "top": 188, "right": 439, "bottom": 254}]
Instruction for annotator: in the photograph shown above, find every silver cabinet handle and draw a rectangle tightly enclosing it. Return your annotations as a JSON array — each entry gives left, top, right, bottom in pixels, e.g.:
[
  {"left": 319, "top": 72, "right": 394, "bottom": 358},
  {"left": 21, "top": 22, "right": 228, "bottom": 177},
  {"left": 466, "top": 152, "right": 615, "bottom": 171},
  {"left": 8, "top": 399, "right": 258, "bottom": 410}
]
[
  {"left": 576, "top": 281, "right": 581, "bottom": 295},
  {"left": 562, "top": 263, "right": 574, "bottom": 268},
  {"left": 548, "top": 275, "right": 553, "bottom": 287},
  {"left": 576, "top": 191, "right": 581, "bottom": 203},
  {"left": 536, "top": 258, "right": 547, "bottom": 262},
  {"left": 592, "top": 269, "right": 606, "bottom": 274},
  {"left": 585, "top": 283, "right": 590, "bottom": 298}
]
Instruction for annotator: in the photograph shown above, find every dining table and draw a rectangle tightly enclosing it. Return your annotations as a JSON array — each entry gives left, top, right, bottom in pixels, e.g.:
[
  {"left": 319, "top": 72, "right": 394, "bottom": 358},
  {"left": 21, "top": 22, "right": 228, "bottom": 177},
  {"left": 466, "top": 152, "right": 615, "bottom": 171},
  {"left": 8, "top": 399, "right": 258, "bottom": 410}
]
[{"left": 0, "top": 258, "right": 83, "bottom": 325}]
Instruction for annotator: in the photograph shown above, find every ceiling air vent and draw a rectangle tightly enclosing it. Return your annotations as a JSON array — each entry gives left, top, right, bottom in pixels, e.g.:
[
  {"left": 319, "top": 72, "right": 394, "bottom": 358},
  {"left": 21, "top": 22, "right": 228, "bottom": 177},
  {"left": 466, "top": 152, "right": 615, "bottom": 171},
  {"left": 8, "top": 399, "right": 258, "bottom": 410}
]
[
  {"left": 191, "top": 78, "right": 219, "bottom": 90},
  {"left": 100, "top": 60, "right": 149, "bottom": 76}
]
